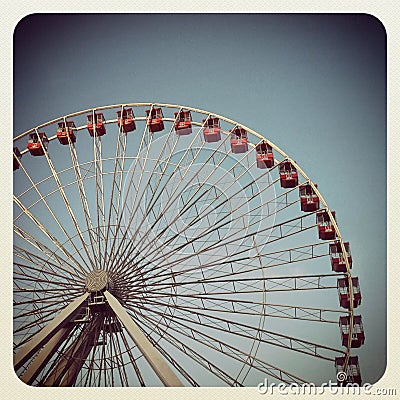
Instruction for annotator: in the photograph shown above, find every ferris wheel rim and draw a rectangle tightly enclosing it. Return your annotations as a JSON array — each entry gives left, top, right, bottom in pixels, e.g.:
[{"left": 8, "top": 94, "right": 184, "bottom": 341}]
[{"left": 13, "top": 101, "right": 359, "bottom": 386}]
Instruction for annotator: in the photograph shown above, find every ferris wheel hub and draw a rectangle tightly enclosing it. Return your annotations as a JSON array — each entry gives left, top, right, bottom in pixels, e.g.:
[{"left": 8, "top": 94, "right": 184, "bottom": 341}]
[{"left": 85, "top": 269, "right": 113, "bottom": 292}]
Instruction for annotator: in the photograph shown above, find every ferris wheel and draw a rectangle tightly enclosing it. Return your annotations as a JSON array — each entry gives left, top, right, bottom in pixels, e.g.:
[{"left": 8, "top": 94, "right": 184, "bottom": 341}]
[{"left": 13, "top": 102, "right": 364, "bottom": 387}]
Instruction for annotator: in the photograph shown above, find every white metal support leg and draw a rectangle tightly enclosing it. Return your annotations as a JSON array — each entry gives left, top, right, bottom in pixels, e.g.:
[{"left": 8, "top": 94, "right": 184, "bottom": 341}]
[
  {"left": 14, "top": 292, "right": 90, "bottom": 371},
  {"left": 104, "top": 290, "right": 183, "bottom": 387}
]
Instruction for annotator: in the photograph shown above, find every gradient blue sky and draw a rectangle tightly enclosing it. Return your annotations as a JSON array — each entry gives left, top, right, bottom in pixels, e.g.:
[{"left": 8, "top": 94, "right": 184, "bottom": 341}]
[{"left": 13, "top": 13, "right": 386, "bottom": 385}]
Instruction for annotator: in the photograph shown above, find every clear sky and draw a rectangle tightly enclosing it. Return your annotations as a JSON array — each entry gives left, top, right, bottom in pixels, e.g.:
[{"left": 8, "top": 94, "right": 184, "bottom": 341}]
[{"left": 13, "top": 13, "right": 386, "bottom": 385}]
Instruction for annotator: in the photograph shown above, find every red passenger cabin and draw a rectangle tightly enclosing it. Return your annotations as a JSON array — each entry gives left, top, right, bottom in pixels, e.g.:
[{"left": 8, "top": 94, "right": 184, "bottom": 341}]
[
  {"left": 13, "top": 147, "right": 22, "bottom": 170},
  {"left": 202, "top": 117, "right": 221, "bottom": 142},
  {"left": 335, "top": 356, "right": 362, "bottom": 385},
  {"left": 330, "top": 241, "right": 352, "bottom": 272},
  {"left": 337, "top": 277, "right": 362, "bottom": 309},
  {"left": 87, "top": 112, "right": 106, "bottom": 137},
  {"left": 230, "top": 127, "right": 248, "bottom": 153},
  {"left": 279, "top": 161, "right": 298, "bottom": 188},
  {"left": 146, "top": 107, "right": 164, "bottom": 132},
  {"left": 339, "top": 315, "right": 365, "bottom": 348},
  {"left": 27, "top": 132, "right": 48, "bottom": 156},
  {"left": 255, "top": 141, "right": 274, "bottom": 168},
  {"left": 316, "top": 210, "right": 336, "bottom": 240},
  {"left": 117, "top": 107, "right": 136, "bottom": 133},
  {"left": 57, "top": 120, "right": 76, "bottom": 145},
  {"left": 174, "top": 110, "right": 192, "bottom": 135},
  {"left": 299, "top": 183, "right": 319, "bottom": 212}
]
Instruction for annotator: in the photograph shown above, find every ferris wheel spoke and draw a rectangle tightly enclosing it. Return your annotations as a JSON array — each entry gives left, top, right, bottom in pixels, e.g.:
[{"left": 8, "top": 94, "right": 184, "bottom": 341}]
[
  {"left": 104, "top": 114, "right": 156, "bottom": 273},
  {"left": 131, "top": 303, "right": 309, "bottom": 385},
  {"left": 13, "top": 267, "right": 82, "bottom": 291},
  {"left": 131, "top": 127, "right": 230, "bottom": 245},
  {"left": 130, "top": 299, "right": 345, "bottom": 363},
  {"left": 14, "top": 287, "right": 83, "bottom": 296},
  {"left": 173, "top": 139, "right": 258, "bottom": 215},
  {"left": 118, "top": 329, "right": 145, "bottom": 386},
  {"left": 82, "top": 334, "right": 99, "bottom": 387},
  {"left": 14, "top": 288, "right": 83, "bottom": 309},
  {"left": 92, "top": 132, "right": 107, "bottom": 268},
  {"left": 108, "top": 115, "right": 208, "bottom": 276},
  {"left": 13, "top": 253, "right": 81, "bottom": 283},
  {"left": 33, "top": 327, "right": 72, "bottom": 385},
  {"left": 120, "top": 260, "right": 334, "bottom": 306},
  {"left": 14, "top": 296, "right": 80, "bottom": 327},
  {"left": 115, "top": 208, "right": 318, "bottom": 290},
  {"left": 13, "top": 242, "right": 83, "bottom": 281},
  {"left": 140, "top": 294, "right": 343, "bottom": 324},
  {"left": 134, "top": 242, "right": 330, "bottom": 290},
  {"left": 134, "top": 227, "right": 329, "bottom": 286},
  {"left": 13, "top": 289, "right": 83, "bottom": 315},
  {"left": 15, "top": 159, "right": 96, "bottom": 271},
  {"left": 128, "top": 213, "right": 317, "bottom": 287},
  {"left": 14, "top": 301, "right": 84, "bottom": 331},
  {"left": 156, "top": 149, "right": 261, "bottom": 230},
  {"left": 130, "top": 142, "right": 270, "bottom": 262},
  {"left": 117, "top": 132, "right": 240, "bottom": 270},
  {"left": 140, "top": 276, "right": 338, "bottom": 302},
  {"left": 115, "top": 108, "right": 182, "bottom": 224},
  {"left": 147, "top": 338, "right": 200, "bottom": 387},
  {"left": 67, "top": 139, "right": 101, "bottom": 269},
  {"left": 147, "top": 184, "right": 297, "bottom": 265},
  {"left": 110, "top": 114, "right": 235, "bottom": 276},
  {"left": 80, "top": 315, "right": 116, "bottom": 387},
  {"left": 106, "top": 330, "right": 127, "bottom": 386},
  {"left": 14, "top": 200, "right": 90, "bottom": 278},
  {"left": 101, "top": 328, "right": 122, "bottom": 387},
  {"left": 34, "top": 132, "right": 95, "bottom": 272},
  {"left": 124, "top": 110, "right": 187, "bottom": 229},
  {"left": 129, "top": 306, "right": 245, "bottom": 386},
  {"left": 107, "top": 107, "right": 157, "bottom": 244},
  {"left": 147, "top": 273, "right": 339, "bottom": 296},
  {"left": 97, "top": 322, "right": 109, "bottom": 386},
  {"left": 121, "top": 168, "right": 292, "bottom": 275},
  {"left": 120, "top": 300, "right": 199, "bottom": 386},
  {"left": 14, "top": 196, "right": 90, "bottom": 276},
  {"left": 162, "top": 172, "right": 280, "bottom": 251},
  {"left": 103, "top": 118, "right": 128, "bottom": 268}
]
